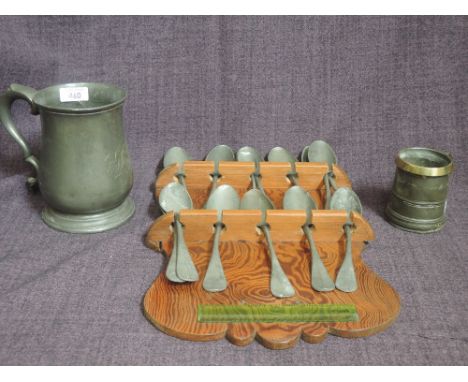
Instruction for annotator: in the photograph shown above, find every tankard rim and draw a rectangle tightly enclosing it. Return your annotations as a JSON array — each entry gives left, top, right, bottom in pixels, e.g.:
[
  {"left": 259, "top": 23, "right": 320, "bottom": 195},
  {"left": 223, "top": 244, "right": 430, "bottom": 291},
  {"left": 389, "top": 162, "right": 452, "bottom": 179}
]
[
  {"left": 32, "top": 82, "right": 126, "bottom": 114},
  {"left": 395, "top": 147, "right": 453, "bottom": 177}
]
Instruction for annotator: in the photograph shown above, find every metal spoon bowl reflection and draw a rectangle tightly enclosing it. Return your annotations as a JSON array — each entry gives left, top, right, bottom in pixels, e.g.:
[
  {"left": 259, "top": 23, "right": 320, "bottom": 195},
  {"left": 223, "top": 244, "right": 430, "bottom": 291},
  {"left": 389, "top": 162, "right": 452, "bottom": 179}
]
[
  {"left": 283, "top": 186, "right": 335, "bottom": 292},
  {"left": 163, "top": 146, "right": 191, "bottom": 168},
  {"left": 267, "top": 146, "right": 296, "bottom": 164},
  {"left": 236, "top": 146, "right": 262, "bottom": 163},
  {"left": 206, "top": 145, "right": 235, "bottom": 162},
  {"left": 307, "top": 140, "right": 337, "bottom": 166},
  {"left": 203, "top": 184, "right": 240, "bottom": 292}
]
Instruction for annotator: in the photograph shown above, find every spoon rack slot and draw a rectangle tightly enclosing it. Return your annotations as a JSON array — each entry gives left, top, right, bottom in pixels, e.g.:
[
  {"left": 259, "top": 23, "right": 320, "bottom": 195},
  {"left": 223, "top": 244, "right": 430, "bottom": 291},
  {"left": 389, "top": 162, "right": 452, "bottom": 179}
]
[
  {"left": 155, "top": 161, "right": 352, "bottom": 209},
  {"left": 144, "top": 160, "right": 400, "bottom": 349}
]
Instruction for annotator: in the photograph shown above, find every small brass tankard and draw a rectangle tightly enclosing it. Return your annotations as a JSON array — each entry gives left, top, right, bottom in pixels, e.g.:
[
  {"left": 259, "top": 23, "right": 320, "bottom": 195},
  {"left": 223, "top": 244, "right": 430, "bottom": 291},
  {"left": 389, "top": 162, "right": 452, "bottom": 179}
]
[
  {"left": 0, "top": 83, "right": 135, "bottom": 233},
  {"left": 385, "top": 147, "right": 453, "bottom": 233}
]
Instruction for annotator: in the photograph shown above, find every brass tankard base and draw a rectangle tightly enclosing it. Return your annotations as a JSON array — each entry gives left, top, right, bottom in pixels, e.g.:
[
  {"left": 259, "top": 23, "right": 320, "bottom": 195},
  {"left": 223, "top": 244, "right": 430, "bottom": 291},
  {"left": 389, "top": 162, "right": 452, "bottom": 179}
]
[
  {"left": 42, "top": 196, "right": 135, "bottom": 233},
  {"left": 385, "top": 204, "right": 446, "bottom": 234}
]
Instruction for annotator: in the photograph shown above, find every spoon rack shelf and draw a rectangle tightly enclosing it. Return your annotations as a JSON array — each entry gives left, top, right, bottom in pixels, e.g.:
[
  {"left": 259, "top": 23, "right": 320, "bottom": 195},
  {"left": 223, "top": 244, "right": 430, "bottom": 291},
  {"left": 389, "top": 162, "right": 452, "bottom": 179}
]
[{"left": 155, "top": 161, "right": 352, "bottom": 208}]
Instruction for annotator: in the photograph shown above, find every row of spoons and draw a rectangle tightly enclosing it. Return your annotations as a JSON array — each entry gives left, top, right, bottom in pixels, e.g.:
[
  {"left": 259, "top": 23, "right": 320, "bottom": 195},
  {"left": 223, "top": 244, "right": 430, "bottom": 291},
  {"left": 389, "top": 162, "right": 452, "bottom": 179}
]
[
  {"left": 157, "top": 143, "right": 363, "bottom": 298},
  {"left": 163, "top": 140, "right": 339, "bottom": 208}
]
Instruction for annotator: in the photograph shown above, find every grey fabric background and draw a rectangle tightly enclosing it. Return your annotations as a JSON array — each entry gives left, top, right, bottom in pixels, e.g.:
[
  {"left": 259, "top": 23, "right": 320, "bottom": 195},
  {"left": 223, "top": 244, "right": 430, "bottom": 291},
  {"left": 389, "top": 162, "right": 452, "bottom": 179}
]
[{"left": 0, "top": 16, "right": 467, "bottom": 365}]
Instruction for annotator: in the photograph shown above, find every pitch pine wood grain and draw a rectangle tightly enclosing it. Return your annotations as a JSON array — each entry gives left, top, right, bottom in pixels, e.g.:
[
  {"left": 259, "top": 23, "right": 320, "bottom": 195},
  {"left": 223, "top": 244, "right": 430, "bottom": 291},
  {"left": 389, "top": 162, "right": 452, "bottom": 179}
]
[{"left": 144, "top": 211, "right": 400, "bottom": 349}]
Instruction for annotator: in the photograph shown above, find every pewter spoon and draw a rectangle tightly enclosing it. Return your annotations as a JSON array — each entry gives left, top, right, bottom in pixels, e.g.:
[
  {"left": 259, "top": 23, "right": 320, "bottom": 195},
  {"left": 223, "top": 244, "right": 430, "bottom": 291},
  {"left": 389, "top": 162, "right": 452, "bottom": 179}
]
[
  {"left": 307, "top": 140, "right": 338, "bottom": 208},
  {"left": 267, "top": 146, "right": 299, "bottom": 186},
  {"left": 237, "top": 146, "right": 275, "bottom": 208},
  {"left": 330, "top": 187, "right": 363, "bottom": 293},
  {"left": 163, "top": 146, "right": 191, "bottom": 168},
  {"left": 283, "top": 186, "right": 335, "bottom": 292},
  {"left": 240, "top": 189, "right": 295, "bottom": 298},
  {"left": 268, "top": 146, "right": 318, "bottom": 217},
  {"left": 205, "top": 145, "right": 235, "bottom": 201},
  {"left": 203, "top": 184, "right": 240, "bottom": 292},
  {"left": 159, "top": 147, "right": 199, "bottom": 283},
  {"left": 159, "top": 182, "right": 198, "bottom": 282}
]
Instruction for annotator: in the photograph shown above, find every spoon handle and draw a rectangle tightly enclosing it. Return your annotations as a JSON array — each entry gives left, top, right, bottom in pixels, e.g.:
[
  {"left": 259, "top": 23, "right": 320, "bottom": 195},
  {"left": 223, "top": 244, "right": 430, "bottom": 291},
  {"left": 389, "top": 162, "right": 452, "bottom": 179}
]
[
  {"left": 202, "top": 222, "right": 227, "bottom": 292},
  {"left": 287, "top": 173, "right": 298, "bottom": 186},
  {"left": 324, "top": 173, "right": 332, "bottom": 209},
  {"left": 335, "top": 223, "right": 358, "bottom": 292},
  {"left": 254, "top": 175, "right": 276, "bottom": 209},
  {"left": 165, "top": 224, "right": 184, "bottom": 283},
  {"left": 203, "top": 174, "right": 219, "bottom": 208},
  {"left": 303, "top": 225, "right": 335, "bottom": 292},
  {"left": 328, "top": 173, "right": 338, "bottom": 190},
  {"left": 262, "top": 226, "right": 295, "bottom": 298},
  {"left": 250, "top": 172, "right": 259, "bottom": 190},
  {"left": 208, "top": 174, "right": 219, "bottom": 195},
  {"left": 174, "top": 213, "right": 199, "bottom": 282}
]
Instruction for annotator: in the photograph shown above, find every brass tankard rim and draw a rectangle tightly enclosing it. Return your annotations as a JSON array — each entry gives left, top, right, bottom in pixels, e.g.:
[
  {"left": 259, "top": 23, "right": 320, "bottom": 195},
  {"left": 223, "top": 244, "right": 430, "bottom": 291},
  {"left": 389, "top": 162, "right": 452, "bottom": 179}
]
[
  {"left": 395, "top": 147, "right": 453, "bottom": 177},
  {"left": 32, "top": 82, "right": 127, "bottom": 114}
]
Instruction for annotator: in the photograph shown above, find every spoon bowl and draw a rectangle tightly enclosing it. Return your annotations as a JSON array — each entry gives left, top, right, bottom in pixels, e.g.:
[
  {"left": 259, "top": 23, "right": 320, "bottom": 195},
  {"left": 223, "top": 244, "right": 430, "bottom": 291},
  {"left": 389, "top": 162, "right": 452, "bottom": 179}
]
[
  {"left": 240, "top": 189, "right": 274, "bottom": 210},
  {"left": 206, "top": 145, "right": 235, "bottom": 162},
  {"left": 159, "top": 182, "right": 193, "bottom": 213},
  {"left": 206, "top": 184, "right": 240, "bottom": 211},
  {"left": 329, "top": 187, "right": 362, "bottom": 214},
  {"left": 163, "top": 146, "right": 191, "bottom": 168},
  {"left": 267, "top": 146, "right": 296, "bottom": 164},
  {"left": 236, "top": 146, "right": 262, "bottom": 163},
  {"left": 307, "top": 140, "right": 337, "bottom": 166},
  {"left": 282, "top": 185, "right": 316, "bottom": 211}
]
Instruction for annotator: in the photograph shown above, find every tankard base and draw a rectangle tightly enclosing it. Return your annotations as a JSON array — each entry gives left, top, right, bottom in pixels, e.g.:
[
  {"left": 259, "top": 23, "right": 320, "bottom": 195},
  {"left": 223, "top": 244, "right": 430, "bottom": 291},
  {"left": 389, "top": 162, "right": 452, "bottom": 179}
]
[
  {"left": 385, "top": 205, "right": 446, "bottom": 234},
  {"left": 41, "top": 196, "right": 135, "bottom": 233}
]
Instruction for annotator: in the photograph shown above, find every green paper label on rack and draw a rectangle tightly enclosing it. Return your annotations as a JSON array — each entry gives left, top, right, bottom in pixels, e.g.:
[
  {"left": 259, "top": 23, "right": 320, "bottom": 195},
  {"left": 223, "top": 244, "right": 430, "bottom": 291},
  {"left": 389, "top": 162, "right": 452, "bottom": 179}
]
[{"left": 197, "top": 304, "right": 359, "bottom": 323}]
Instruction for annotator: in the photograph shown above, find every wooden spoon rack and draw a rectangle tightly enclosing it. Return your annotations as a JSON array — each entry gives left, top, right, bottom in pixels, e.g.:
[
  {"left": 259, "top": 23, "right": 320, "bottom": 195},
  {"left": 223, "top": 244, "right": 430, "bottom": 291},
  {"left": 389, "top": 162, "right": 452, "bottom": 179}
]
[{"left": 144, "top": 161, "right": 400, "bottom": 349}]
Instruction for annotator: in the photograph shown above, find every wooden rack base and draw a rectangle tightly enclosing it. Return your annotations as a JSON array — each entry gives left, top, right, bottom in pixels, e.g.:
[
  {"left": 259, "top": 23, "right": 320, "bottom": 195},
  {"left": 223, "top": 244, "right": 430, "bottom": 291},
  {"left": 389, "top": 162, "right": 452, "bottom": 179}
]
[{"left": 144, "top": 210, "right": 400, "bottom": 349}]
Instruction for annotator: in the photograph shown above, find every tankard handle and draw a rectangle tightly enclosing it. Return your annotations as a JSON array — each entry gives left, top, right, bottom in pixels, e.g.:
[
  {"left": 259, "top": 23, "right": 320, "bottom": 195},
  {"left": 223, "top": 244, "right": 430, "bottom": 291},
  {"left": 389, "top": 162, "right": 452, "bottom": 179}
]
[{"left": 0, "top": 84, "right": 40, "bottom": 190}]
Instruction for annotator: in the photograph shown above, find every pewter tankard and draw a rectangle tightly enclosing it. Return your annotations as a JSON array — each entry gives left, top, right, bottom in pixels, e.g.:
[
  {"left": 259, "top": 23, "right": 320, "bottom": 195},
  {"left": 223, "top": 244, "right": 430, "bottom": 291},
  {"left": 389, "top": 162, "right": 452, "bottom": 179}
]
[{"left": 0, "top": 82, "right": 134, "bottom": 233}]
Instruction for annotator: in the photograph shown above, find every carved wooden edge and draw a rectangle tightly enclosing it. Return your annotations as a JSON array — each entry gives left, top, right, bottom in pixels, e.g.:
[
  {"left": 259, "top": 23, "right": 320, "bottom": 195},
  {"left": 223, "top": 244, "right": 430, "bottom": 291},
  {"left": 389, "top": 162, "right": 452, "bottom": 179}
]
[{"left": 142, "top": 282, "right": 401, "bottom": 350}]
